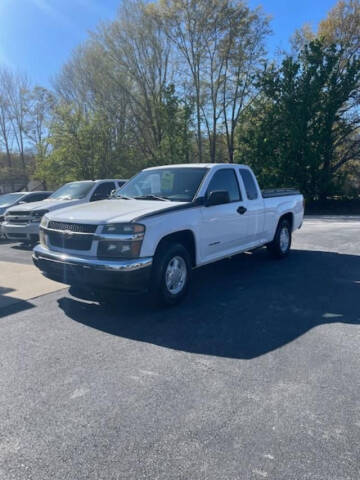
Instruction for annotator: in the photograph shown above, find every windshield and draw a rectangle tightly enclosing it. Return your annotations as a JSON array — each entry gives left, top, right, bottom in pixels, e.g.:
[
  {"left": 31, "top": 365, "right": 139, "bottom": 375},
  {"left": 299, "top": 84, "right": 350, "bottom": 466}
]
[
  {"left": 0, "top": 193, "right": 25, "bottom": 207},
  {"left": 50, "top": 181, "right": 94, "bottom": 200},
  {"left": 117, "top": 167, "right": 208, "bottom": 202}
]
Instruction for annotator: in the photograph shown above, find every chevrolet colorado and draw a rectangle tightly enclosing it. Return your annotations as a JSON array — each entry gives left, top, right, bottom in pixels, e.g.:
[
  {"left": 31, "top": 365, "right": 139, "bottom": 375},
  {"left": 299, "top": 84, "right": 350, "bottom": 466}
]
[{"left": 33, "top": 164, "right": 304, "bottom": 305}]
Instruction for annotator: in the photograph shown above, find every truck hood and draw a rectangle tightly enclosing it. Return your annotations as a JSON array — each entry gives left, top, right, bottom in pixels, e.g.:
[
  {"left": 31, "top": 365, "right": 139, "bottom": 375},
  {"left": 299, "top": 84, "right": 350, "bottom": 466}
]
[
  {"left": 6, "top": 198, "right": 81, "bottom": 213},
  {"left": 47, "top": 199, "right": 185, "bottom": 224}
]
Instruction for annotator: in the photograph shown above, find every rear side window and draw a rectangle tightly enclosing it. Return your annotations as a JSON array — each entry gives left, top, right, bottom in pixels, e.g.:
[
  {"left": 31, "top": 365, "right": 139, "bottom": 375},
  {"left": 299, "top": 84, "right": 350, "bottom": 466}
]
[
  {"left": 239, "top": 169, "right": 258, "bottom": 200},
  {"left": 24, "top": 193, "right": 48, "bottom": 202},
  {"left": 37, "top": 192, "right": 51, "bottom": 201},
  {"left": 91, "top": 182, "right": 116, "bottom": 201},
  {"left": 23, "top": 194, "right": 39, "bottom": 203},
  {"left": 206, "top": 169, "right": 241, "bottom": 202}
]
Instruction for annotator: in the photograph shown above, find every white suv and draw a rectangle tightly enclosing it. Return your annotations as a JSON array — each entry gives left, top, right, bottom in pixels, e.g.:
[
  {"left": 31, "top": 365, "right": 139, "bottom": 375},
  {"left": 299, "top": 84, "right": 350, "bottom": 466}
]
[
  {"left": 3, "top": 179, "right": 127, "bottom": 245},
  {"left": 0, "top": 191, "right": 52, "bottom": 238}
]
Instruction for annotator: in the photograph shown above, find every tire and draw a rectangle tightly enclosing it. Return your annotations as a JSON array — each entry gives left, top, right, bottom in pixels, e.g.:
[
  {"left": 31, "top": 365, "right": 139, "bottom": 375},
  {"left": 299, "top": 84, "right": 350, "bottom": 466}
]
[
  {"left": 150, "top": 242, "right": 191, "bottom": 306},
  {"left": 267, "top": 218, "right": 292, "bottom": 258}
]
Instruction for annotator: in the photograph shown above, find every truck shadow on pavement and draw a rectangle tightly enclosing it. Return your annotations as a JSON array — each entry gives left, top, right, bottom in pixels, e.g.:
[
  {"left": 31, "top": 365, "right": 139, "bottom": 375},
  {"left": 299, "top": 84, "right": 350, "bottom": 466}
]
[{"left": 57, "top": 249, "right": 360, "bottom": 359}]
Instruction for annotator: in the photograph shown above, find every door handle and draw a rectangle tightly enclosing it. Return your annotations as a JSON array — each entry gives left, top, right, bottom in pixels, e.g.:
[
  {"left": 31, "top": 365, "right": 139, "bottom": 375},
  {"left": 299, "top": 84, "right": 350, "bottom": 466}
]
[{"left": 237, "top": 206, "right": 247, "bottom": 215}]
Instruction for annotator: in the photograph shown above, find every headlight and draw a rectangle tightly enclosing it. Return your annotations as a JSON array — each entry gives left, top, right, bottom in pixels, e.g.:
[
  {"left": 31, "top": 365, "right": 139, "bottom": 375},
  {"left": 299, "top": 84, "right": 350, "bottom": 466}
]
[
  {"left": 101, "top": 223, "right": 145, "bottom": 235},
  {"left": 32, "top": 210, "right": 49, "bottom": 223},
  {"left": 98, "top": 223, "right": 145, "bottom": 259},
  {"left": 40, "top": 215, "right": 49, "bottom": 228}
]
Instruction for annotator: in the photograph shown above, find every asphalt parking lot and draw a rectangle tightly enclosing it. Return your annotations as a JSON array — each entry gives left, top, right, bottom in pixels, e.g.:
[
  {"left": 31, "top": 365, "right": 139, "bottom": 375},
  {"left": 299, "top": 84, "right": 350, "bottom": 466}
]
[{"left": 0, "top": 216, "right": 359, "bottom": 480}]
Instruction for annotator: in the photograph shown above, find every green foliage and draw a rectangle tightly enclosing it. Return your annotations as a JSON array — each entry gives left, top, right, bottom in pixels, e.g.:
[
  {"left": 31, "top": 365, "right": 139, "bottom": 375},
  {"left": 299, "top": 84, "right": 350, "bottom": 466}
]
[
  {"left": 152, "top": 84, "right": 194, "bottom": 165},
  {"left": 37, "top": 104, "right": 127, "bottom": 184},
  {"left": 236, "top": 40, "right": 360, "bottom": 198},
  {"left": 37, "top": 84, "right": 193, "bottom": 186},
  {"left": 1, "top": 0, "right": 359, "bottom": 198}
]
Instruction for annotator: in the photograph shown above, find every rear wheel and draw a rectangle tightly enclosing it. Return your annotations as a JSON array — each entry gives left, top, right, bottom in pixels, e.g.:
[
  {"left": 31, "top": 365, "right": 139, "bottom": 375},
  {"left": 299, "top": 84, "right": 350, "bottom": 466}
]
[
  {"left": 267, "top": 218, "right": 292, "bottom": 258},
  {"left": 150, "top": 242, "right": 191, "bottom": 306}
]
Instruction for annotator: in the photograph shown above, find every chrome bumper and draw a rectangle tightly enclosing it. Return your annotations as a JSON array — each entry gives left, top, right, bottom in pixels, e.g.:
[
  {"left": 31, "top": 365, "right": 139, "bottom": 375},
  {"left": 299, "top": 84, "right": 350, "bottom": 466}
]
[
  {"left": 33, "top": 244, "right": 152, "bottom": 272},
  {"left": 2, "top": 221, "right": 40, "bottom": 238}
]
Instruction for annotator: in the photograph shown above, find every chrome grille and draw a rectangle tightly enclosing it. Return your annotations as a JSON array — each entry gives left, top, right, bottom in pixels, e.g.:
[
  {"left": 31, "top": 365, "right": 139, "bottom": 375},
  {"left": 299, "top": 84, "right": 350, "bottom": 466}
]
[
  {"left": 7, "top": 211, "right": 31, "bottom": 216},
  {"left": 48, "top": 221, "right": 97, "bottom": 234},
  {"left": 8, "top": 218, "right": 30, "bottom": 224},
  {"left": 6, "top": 211, "right": 31, "bottom": 224}
]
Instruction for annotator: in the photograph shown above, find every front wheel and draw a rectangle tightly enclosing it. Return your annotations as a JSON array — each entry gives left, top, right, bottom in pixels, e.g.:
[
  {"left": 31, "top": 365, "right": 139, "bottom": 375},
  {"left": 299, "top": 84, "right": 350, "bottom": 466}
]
[
  {"left": 267, "top": 218, "right": 292, "bottom": 258},
  {"left": 150, "top": 242, "right": 191, "bottom": 306}
]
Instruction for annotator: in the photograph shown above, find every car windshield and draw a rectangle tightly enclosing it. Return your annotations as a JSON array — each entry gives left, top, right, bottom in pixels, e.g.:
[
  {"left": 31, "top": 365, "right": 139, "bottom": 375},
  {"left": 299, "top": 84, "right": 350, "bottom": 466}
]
[
  {"left": 117, "top": 167, "right": 208, "bottom": 202},
  {"left": 0, "top": 193, "right": 25, "bottom": 207},
  {"left": 50, "top": 181, "right": 94, "bottom": 200}
]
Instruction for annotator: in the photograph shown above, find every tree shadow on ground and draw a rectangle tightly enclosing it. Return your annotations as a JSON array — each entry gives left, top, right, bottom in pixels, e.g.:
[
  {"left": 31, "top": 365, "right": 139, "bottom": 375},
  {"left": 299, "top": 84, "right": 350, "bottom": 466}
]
[
  {"left": 57, "top": 249, "right": 360, "bottom": 359},
  {"left": 0, "top": 286, "right": 34, "bottom": 318},
  {"left": 10, "top": 243, "right": 34, "bottom": 251}
]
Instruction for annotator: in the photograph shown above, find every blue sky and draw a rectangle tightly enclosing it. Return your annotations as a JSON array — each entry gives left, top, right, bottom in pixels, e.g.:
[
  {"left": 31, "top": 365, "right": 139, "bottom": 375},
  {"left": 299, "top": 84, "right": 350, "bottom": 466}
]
[{"left": 0, "top": 0, "right": 337, "bottom": 87}]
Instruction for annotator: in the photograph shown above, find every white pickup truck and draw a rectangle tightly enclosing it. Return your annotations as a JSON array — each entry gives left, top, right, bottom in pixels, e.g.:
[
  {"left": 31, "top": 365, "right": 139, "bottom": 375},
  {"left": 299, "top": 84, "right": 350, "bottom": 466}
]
[
  {"left": 3, "top": 179, "right": 126, "bottom": 245},
  {"left": 33, "top": 164, "right": 304, "bottom": 305}
]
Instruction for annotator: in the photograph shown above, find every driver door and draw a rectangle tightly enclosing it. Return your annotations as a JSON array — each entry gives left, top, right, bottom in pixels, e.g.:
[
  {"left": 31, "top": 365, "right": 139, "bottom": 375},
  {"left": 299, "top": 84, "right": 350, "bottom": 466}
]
[{"left": 199, "top": 168, "right": 250, "bottom": 263}]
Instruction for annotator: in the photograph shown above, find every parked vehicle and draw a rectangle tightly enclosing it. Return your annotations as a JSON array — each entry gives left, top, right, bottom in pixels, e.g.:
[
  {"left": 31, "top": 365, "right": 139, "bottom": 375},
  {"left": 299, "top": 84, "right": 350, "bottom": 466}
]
[
  {"left": 0, "top": 191, "right": 52, "bottom": 239},
  {"left": 33, "top": 164, "right": 304, "bottom": 305},
  {"left": 3, "top": 179, "right": 127, "bottom": 245}
]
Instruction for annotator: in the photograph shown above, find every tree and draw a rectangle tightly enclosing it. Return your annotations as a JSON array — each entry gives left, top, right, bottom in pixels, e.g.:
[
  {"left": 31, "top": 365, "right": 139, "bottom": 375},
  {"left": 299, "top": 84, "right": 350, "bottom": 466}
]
[
  {"left": 159, "top": 0, "right": 270, "bottom": 163},
  {"left": 159, "top": 0, "right": 214, "bottom": 162},
  {"left": 237, "top": 40, "right": 360, "bottom": 199},
  {"left": 318, "top": 0, "right": 360, "bottom": 60},
  {"left": 220, "top": 4, "right": 270, "bottom": 162},
  {"left": 28, "top": 87, "right": 56, "bottom": 188},
  {"left": 0, "top": 67, "right": 34, "bottom": 190},
  {"left": 39, "top": 103, "right": 123, "bottom": 185},
  {"left": 97, "top": 0, "right": 173, "bottom": 163},
  {"left": 51, "top": 0, "right": 195, "bottom": 182},
  {"left": 291, "top": 0, "right": 360, "bottom": 60},
  {"left": 0, "top": 69, "right": 14, "bottom": 189}
]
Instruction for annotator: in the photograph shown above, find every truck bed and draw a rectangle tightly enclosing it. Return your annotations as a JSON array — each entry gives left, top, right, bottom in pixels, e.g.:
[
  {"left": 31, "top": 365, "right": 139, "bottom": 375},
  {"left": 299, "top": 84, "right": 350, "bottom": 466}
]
[{"left": 262, "top": 188, "right": 300, "bottom": 198}]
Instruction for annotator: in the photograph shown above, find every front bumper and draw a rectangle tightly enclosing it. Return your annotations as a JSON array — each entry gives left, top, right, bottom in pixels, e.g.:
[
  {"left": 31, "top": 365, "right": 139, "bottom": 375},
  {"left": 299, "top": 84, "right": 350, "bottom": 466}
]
[
  {"left": 2, "top": 221, "right": 40, "bottom": 242},
  {"left": 32, "top": 244, "right": 153, "bottom": 292}
]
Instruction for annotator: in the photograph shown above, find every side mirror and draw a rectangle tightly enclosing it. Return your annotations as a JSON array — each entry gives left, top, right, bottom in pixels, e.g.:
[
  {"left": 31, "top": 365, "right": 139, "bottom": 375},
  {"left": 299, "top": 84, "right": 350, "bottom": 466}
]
[
  {"left": 109, "top": 189, "right": 116, "bottom": 199},
  {"left": 205, "top": 190, "right": 230, "bottom": 207}
]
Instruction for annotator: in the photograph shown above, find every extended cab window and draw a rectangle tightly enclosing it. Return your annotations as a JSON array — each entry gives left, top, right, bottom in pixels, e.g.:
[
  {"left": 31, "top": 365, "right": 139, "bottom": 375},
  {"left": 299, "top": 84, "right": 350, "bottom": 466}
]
[
  {"left": 206, "top": 169, "right": 241, "bottom": 202},
  {"left": 240, "top": 168, "right": 258, "bottom": 200}
]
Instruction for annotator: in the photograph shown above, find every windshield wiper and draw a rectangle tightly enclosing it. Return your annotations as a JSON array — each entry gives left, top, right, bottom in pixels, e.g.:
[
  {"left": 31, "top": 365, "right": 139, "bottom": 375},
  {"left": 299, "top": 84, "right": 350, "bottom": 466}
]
[
  {"left": 134, "top": 195, "right": 168, "bottom": 201},
  {"left": 116, "top": 194, "right": 132, "bottom": 200}
]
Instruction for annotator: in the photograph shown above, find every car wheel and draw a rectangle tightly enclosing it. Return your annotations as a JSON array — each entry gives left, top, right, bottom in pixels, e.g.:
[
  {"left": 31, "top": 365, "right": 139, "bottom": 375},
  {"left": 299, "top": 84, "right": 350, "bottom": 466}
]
[
  {"left": 151, "top": 242, "right": 191, "bottom": 306},
  {"left": 267, "top": 218, "right": 292, "bottom": 258}
]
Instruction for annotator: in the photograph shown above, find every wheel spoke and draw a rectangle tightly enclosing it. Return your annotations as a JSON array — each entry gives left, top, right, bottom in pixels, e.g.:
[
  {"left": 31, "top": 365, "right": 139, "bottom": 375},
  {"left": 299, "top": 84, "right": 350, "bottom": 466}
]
[{"left": 165, "top": 255, "right": 187, "bottom": 295}]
